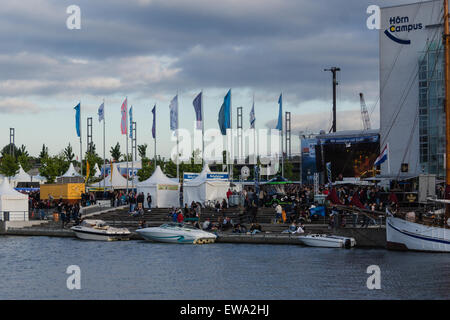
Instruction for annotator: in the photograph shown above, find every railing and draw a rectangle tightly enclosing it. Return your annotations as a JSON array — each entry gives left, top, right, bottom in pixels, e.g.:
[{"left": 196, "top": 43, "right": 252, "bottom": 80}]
[{"left": 0, "top": 211, "right": 31, "bottom": 221}]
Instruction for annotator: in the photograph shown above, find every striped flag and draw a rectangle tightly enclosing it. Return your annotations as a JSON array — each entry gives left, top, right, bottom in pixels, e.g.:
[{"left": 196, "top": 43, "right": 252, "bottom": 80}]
[
  {"left": 374, "top": 144, "right": 389, "bottom": 166},
  {"left": 120, "top": 98, "right": 127, "bottom": 135}
]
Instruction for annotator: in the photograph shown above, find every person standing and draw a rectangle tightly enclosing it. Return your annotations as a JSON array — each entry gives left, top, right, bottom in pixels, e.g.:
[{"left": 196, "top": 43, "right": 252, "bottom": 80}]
[{"left": 147, "top": 193, "right": 152, "bottom": 211}]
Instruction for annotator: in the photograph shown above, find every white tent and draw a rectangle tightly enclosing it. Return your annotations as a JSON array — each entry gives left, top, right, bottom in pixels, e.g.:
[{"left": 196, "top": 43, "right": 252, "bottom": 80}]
[
  {"left": 10, "top": 165, "right": 32, "bottom": 187},
  {"left": 136, "top": 166, "right": 179, "bottom": 208},
  {"left": 61, "top": 163, "right": 81, "bottom": 177},
  {"left": 183, "top": 164, "right": 230, "bottom": 206},
  {"left": 32, "top": 174, "right": 47, "bottom": 184},
  {"left": 90, "top": 164, "right": 130, "bottom": 190},
  {"left": 0, "top": 179, "right": 29, "bottom": 221},
  {"left": 93, "top": 163, "right": 102, "bottom": 178}
]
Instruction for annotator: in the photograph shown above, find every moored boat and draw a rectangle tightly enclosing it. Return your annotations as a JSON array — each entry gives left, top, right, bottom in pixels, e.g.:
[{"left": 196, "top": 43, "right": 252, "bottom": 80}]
[
  {"left": 298, "top": 234, "right": 356, "bottom": 248},
  {"left": 71, "top": 219, "right": 131, "bottom": 241},
  {"left": 136, "top": 222, "right": 217, "bottom": 244}
]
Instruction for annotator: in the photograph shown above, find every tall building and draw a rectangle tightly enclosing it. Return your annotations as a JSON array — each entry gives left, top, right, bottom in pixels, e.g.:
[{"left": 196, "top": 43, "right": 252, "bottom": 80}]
[{"left": 380, "top": 0, "right": 443, "bottom": 177}]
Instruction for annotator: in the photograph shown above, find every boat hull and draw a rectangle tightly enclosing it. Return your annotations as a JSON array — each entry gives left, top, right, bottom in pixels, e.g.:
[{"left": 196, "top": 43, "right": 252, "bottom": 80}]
[
  {"left": 71, "top": 228, "right": 131, "bottom": 241},
  {"left": 386, "top": 216, "right": 450, "bottom": 252},
  {"left": 136, "top": 228, "right": 216, "bottom": 244},
  {"left": 298, "top": 235, "right": 344, "bottom": 248}
]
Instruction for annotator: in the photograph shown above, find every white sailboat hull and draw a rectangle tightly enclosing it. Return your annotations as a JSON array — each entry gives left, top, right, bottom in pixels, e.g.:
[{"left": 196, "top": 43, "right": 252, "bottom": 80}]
[{"left": 386, "top": 216, "right": 450, "bottom": 252}]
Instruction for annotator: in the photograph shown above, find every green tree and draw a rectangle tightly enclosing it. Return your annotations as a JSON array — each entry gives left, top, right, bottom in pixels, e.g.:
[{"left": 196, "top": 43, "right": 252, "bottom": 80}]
[
  {"left": 0, "top": 154, "right": 19, "bottom": 177},
  {"left": 110, "top": 142, "right": 121, "bottom": 161},
  {"left": 138, "top": 144, "right": 148, "bottom": 159},
  {"left": 39, "top": 144, "right": 49, "bottom": 160},
  {"left": 17, "top": 153, "right": 32, "bottom": 172},
  {"left": 84, "top": 145, "right": 102, "bottom": 179},
  {"left": 39, "top": 154, "right": 69, "bottom": 183},
  {"left": 64, "top": 143, "right": 75, "bottom": 162},
  {"left": 122, "top": 153, "right": 132, "bottom": 162},
  {"left": 1, "top": 143, "right": 19, "bottom": 157}
]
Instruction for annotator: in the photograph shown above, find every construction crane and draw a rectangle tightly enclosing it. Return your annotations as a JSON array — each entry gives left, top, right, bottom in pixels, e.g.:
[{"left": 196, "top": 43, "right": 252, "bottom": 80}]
[{"left": 359, "top": 93, "right": 371, "bottom": 130}]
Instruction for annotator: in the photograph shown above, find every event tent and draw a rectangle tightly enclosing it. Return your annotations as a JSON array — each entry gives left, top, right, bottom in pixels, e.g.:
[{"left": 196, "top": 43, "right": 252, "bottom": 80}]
[
  {"left": 61, "top": 163, "right": 81, "bottom": 177},
  {"left": 136, "top": 166, "right": 179, "bottom": 208},
  {"left": 32, "top": 174, "right": 47, "bottom": 184},
  {"left": 93, "top": 163, "right": 102, "bottom": 178},
  {"left": 10, "top": 165, "right": 32, "bottom": 187},
  {"left": 183, "top": 164, "right": 230, "bottom": 206},
  {"left": 0, "top": 179, "right": 29, "bottom": 221},
  {"left": 90, "top": 164, "right": 130, "bottom": 190}
]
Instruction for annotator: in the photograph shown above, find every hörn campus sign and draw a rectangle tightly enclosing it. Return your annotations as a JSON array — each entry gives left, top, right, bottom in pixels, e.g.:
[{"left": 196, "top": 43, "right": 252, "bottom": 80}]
[{"left": 384, "top": 15, "right": 423, "bottom": 45}]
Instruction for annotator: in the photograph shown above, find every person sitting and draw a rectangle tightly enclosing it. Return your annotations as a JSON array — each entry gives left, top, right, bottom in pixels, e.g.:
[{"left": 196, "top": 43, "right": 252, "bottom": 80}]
[
  {"left": 177, "top": 210, "right": 184, "bottom": 223},
  {"left": 138, "top": 220, "right": 148, "bottom": 229},
  {"left": 249, "top": 223, "right": 262, "bottom": 234},
  {"left": 202, "top": 218, "right": 212, "bottom": 231}
]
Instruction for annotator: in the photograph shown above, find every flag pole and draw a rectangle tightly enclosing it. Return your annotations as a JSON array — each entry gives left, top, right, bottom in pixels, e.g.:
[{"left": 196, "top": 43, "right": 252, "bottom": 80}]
[
  {"left": 201, "top": 89, "right": 204, "bottom": 165},
  {"left": 154, "top": 104, "right": 157, "bottom": 173},
  {"left": 281, "top": 92, "right": 284, "bottom": 178},
  {"left": 79, "top": 101, "right": 83, "bottom": 178},
  {"left": 126, "top": 97, "right": 129, "bottom": 195},
  {"left": 103, "top": 98, "right": 106, "bottom": 190},
  {"left": 230, "top": 89, "right": 233, "bottom": 181},
  {"left": 131, "top": 106, "right": 134, "bottom": 191},
  {"left": 176, "top": 92, "right": 179, "bottom": 180}
]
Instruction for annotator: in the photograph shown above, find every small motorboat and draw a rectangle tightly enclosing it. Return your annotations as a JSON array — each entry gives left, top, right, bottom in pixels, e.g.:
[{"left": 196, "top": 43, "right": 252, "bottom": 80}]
[
  {"left": 136, "top": 222, "right": 217, "bottom": 244},
  {"left": 71, "top": 219, "right": 131, "bottom": 241},
  {"left": 298, "top": 234, "right": 356, "bottom": 248}
]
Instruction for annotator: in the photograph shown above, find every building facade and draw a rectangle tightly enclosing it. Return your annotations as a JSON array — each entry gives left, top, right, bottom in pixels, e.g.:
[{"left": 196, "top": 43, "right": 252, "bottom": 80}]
[{"left": 380, "top": 0, "right": 443, "bottom": 177}]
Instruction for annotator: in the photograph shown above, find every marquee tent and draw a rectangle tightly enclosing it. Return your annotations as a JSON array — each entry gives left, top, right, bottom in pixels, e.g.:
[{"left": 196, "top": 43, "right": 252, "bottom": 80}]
[
  {"left": 183, "top": 164, "right": 230, "bottom": 206},
  {"left": 90, "top": 164, "right": 130, "bottom": 190},
  {"left": 93, "top": 163, "right": 102, "bottom": 178},
  {"left": 136, "top": 166, "right": 179, "bottom": 208},
  {"left": 61, "top": 163, "right": 81, "bottom": 177},
  {"left": 0, "top": 179, "right": 29, "bottom": 221},
  {"left": 10, "top": 165, "right": 32, "bottom": 187}
]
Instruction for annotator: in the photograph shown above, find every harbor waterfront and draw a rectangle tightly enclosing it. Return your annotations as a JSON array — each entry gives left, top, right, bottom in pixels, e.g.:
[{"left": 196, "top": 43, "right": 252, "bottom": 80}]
[{"left": 1, "top": 236, "right": 449, "bottom": 300}]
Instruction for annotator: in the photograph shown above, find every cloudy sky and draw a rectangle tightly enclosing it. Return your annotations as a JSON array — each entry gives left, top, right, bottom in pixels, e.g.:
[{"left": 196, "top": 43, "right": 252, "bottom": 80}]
[{"left": 0, "top": 0, "right": 414, "bottom": 159}]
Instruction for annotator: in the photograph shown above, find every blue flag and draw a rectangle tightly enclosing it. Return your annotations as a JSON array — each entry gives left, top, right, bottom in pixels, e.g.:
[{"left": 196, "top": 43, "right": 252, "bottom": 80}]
[
  {"left": 250, "top": 101, "right": 255, "bottom": 129},
  {"left": 152, "top": 105, "right": 156, "bottom": 139},
  {"left": 74, "top": 103, "right": 81, "bottom": 137},
  {"left": 169, "top": 95, "right": 178, "bottom": 131},
  {"left": 98, "top": 102, "right": 104, "bottom": 122},
  {"left": 193, "top": 92, "right": 203, "bottom": 130},
  {"left": 218, "top": 89, "right": 231, "bottom": 135},
  {"left": 129, "top": 105, "right": 133, "bottom": 138},
  {"left": 276, "top": 93, "right": 282, "bottom": 130}
]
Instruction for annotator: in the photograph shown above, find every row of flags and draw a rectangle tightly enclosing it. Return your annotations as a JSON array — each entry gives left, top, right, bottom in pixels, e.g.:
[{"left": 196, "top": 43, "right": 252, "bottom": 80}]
[{"left": 75, "top": 91, "right": 285, "bottom": 142}]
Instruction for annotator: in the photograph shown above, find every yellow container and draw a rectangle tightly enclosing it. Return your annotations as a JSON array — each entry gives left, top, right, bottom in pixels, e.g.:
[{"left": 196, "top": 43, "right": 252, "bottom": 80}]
[{"left": 40, "top": 183, "right": 85, "bottom": 201}]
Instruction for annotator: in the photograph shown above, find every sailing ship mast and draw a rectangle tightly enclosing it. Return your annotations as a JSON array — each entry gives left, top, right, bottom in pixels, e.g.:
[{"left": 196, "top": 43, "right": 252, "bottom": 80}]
[{"left": 445, "top": 0, "right": 450, "bottom": 221}]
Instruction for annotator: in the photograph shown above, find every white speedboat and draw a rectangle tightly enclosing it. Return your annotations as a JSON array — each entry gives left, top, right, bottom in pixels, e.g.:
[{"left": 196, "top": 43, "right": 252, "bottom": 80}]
[
  {"left": 298, "top": 234, "right": 356, "bottom": 248},
  {"left": 136, "top": 223, "right": 217, "bottom": 244},
  {"left": 71, "top": 219, "right": 131, "bottom": 241}
]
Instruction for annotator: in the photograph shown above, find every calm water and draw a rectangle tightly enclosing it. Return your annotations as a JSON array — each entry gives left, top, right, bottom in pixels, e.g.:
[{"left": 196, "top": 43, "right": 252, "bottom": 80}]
[{"left": 0, "top": 236, "right": 449, "bottom": 300}]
